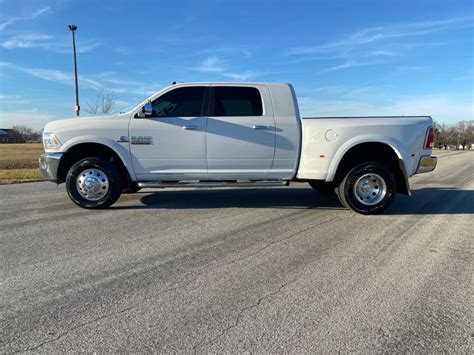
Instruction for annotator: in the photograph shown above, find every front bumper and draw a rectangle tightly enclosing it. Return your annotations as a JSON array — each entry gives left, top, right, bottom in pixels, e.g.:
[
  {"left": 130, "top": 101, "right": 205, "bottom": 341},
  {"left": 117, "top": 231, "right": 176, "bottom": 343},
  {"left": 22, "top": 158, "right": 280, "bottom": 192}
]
[
  {"left": 39, "top": 153, "right": 63, "bottom": 181},
  {"left": 416, "top": 155, "right": 437, "bottom": 174}
]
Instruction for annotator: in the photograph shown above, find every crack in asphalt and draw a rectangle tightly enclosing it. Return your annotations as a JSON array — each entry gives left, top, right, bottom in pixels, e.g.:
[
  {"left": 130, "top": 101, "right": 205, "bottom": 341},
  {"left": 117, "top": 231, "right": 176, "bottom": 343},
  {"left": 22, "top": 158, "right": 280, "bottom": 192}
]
[
  {"left": 191, "top": 217, "right": 345, "bottom": 352},
  {"left": 223, "top": 215, "right": 341, "bottom": 268},
  {"left": 193, "top": 279, "right": 296, "bottom": 351},
  {"left": 11, "top": 284, "right": 181, "bottom": 353},
  {"left": 192, "top": 217, "right": 350, "bottom": 352},
  {"left": 10, "top": 216, "right": 341, "bottom": 353},
  {"left": 13, "top": 306, "right": 136, "bottom": 353}
]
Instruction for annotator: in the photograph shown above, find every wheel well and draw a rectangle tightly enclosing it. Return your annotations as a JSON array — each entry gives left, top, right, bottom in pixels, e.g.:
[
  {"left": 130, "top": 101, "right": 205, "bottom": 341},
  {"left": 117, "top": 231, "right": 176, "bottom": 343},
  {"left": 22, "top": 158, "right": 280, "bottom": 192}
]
[
  {"left": 57, "top": 143, "right": 130, "bottom": 188},
  {"left": 333, "top": 142, "right": 409, "bottom": 195}
]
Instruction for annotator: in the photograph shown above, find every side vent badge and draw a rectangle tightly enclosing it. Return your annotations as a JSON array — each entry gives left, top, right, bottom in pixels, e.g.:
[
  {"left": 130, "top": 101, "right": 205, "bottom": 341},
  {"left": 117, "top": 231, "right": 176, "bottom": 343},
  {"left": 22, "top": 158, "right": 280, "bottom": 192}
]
[{"left": 131, "top": 136, "right": 153, "bottom": 145}]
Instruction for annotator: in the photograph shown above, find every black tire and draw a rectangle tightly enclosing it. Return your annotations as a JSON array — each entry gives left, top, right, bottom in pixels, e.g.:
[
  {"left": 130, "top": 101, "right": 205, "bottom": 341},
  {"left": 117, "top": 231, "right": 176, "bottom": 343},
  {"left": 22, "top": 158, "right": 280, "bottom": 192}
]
[
  {"left": 335, "top": 186, "right": 348, "bottom": 208},
  {"left": 122, "top": 182, "right": 142, "bottom": 194},
  {"left": 66, "top": 157, "right": 122, "bottom": 209},
  {"left": 337, "top": 162, "right": 396, "bottom": 215},
  {"left": 308, "top": 180, "right": 336, "bottom": 195}
]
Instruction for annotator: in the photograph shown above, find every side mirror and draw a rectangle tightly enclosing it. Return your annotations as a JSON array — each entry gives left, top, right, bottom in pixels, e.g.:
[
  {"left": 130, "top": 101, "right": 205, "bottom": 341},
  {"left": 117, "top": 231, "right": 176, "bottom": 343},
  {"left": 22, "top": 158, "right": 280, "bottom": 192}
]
[
  {"left": 137, "top": 100, "right": 153, "bottom": 118},
  {"left": 143, "top": 100, "right": 153, "bottom": 116}
]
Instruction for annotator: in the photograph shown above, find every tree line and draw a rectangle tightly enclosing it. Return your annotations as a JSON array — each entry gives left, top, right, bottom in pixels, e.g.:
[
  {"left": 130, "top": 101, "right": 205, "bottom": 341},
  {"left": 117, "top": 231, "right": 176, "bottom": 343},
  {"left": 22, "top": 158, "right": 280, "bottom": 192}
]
[
  {"left": 7, "top": 91, "right": 120, "bottom": 142},
  {"left": 434, "top": 120, "right": 473, "bottom": 150},
  {"left": 8, "top": 126, "right": 43, "bottom": 142}
]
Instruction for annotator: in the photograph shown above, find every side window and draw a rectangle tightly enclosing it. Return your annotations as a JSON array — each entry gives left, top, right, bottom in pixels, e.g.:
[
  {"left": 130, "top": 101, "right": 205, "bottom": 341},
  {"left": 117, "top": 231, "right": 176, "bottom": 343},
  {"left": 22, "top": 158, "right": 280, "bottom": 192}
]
[
  {"left": 212, "top": 87, "right": 263, "bottom": 116},
  {"left": 152, "top": 87, "right": 205, "bottom": 117}
]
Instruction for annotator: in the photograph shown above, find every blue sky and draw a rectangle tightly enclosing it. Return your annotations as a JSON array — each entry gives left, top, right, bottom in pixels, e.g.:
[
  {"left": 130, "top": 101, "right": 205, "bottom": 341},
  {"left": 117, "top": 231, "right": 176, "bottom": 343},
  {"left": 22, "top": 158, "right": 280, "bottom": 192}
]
[{"left": 0, "top": 0, "right": 472, "bottom": 129}]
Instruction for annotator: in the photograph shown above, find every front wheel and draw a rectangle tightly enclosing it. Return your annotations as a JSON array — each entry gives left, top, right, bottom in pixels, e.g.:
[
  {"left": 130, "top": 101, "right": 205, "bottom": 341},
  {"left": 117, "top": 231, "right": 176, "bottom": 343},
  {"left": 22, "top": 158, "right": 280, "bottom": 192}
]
[
  {"left": 337, "top": 162, "right": 396, "bottom": 215},
  {"left": 66, "top": 157, "right": 122, "bottom": 209}
]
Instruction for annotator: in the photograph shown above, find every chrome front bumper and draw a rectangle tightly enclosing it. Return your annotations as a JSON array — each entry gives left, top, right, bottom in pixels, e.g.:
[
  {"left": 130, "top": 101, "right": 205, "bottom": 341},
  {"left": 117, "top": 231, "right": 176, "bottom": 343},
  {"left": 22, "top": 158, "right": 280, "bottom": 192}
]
[
  {"left": 416, "top": 155, "right": 437, "bottom": 174},
  {"left": 39, "top": 153, "right": 63, "bottom": 181}
]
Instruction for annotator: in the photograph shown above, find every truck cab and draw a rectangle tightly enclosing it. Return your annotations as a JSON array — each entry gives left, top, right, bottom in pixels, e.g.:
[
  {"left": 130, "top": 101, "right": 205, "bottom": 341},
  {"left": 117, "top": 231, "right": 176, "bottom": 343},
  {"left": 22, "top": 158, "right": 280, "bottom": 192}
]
[{"left": 128, "top": 83, "right": 300, "bottom": 181}]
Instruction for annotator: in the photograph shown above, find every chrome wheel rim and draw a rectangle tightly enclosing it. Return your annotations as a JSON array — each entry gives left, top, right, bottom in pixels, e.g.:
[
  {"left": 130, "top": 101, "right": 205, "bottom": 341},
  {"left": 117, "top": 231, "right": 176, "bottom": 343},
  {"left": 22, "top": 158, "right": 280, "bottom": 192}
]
[
  {"left": 76, "top": 168, "right": 109, "bottom": 201},
  {"left": 353, "top": 173, "right": 386, "bottom": 206}
]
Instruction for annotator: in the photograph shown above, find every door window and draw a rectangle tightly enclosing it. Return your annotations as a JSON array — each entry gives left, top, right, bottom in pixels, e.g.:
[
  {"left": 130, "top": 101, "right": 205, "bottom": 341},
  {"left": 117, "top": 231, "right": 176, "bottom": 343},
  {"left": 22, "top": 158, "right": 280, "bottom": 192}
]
[
  {"left": 151, "top": 87, "right": 205, "bottom": 117},
  {"left": 212, "top": 87, "right": 263, "bottom": 116}
]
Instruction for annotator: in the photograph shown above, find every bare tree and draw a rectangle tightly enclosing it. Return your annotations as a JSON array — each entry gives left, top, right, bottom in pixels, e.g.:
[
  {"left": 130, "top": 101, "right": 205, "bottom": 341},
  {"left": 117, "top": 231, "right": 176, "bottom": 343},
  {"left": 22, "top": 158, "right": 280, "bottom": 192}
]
[
  {"left": 465, "top": 120, "right": 474, "bottom": 150},
  {"left": 85, "top": 91, "right": 118, "bottom": 115},
  {"left": 455, "top": 121, "right": 468, "bottom": 150},
  {"left": 435, "top": 122, "right": 456, "bottom": 149},
  {"left": 457, "top": 120, "right": 474, "bottom": 150},
  {"left": 11, "top": 125, "right": 34, "bottom": 142}
]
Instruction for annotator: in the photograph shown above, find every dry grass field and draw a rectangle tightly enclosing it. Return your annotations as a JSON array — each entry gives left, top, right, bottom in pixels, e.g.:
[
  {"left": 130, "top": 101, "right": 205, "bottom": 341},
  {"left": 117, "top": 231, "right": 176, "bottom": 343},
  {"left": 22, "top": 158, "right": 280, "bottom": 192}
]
[{"left": 0, "top": 143, "right": 44, "bottom": 184}]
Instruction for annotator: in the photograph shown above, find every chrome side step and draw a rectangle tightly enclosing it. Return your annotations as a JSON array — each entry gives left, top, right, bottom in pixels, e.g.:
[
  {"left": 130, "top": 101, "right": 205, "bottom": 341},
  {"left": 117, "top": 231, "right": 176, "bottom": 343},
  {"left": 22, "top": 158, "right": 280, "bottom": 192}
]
[{"left": 138, "top": 180, "right": 289, "bottom": 188}]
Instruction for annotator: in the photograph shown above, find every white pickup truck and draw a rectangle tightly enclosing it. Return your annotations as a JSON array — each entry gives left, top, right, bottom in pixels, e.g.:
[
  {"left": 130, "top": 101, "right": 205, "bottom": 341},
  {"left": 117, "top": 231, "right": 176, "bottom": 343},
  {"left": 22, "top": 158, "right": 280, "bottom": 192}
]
[{"left": 39, "top": 82, "right": 437, "bottom": 214}]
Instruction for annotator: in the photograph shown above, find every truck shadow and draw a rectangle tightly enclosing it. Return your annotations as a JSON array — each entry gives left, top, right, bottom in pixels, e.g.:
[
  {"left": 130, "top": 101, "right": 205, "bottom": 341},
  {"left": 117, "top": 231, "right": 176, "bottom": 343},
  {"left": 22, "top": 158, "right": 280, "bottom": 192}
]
[
  {"left": 134, "top": 187, "right": 342, "bottom": 210},
  {"left": 113, "top": 187, "right": 473, "bottom": 215},
  {"left": 386, "top": 187, "right": 474, "bottom": 215}
]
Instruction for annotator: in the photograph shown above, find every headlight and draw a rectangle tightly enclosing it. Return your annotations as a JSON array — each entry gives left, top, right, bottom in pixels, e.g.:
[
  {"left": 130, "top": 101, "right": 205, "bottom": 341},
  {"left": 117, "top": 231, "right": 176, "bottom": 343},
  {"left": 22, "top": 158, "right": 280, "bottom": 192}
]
[{"left": 43, "top": 132, "right": 61, "bottom": 149}]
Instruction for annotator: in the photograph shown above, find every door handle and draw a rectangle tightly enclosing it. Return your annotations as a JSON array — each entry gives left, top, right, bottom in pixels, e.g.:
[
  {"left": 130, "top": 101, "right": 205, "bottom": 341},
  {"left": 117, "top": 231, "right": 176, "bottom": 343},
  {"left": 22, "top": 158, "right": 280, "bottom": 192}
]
[
  {"left": 183, "top": 125, "right": 199, "bottom": 130},
  {"left": 253, "top": 125, "right": 269, "bottom": 130}
]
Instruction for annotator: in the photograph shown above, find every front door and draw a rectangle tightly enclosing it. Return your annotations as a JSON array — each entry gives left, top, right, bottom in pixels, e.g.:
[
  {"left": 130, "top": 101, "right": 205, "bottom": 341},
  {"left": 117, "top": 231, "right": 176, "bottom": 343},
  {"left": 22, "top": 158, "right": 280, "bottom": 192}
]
[
  {"left": 129, "top": 86, "right": 208, "bottom": 180},
  {"left": 206, "top": 85, "right": 276, "bottom": 177}
]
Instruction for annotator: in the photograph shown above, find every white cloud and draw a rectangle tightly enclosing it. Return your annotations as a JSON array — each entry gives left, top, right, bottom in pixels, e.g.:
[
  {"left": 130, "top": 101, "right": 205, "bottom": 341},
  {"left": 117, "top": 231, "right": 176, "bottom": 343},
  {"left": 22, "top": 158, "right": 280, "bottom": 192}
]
[
  {"left": 381, "top": 96, "right": 474, "bottom": 122},
  {"left": 298, "top": 94, "right": 473, "bottom": 123},
  {"left": 367, "top": 50, "right": 399, "bottom": 57},
  {"left": 0, "top": 110, "right": 59, "bottom": 130},
  {"left": 0, "top": 62, "right": 161, "bottom": 98},
  {"left": 2, "top": 34, "right": 54, "bottom": 49},
  {"left": 192, "top": 56, "right": 264, "bottom": 81},
  {"left": 320, "top": 60, "right": 382, "bottom": 73},
  {"left": 223, "top": 71, "right": 258, "bottom": 81},
  {"left": 1, "top": 33, "right": 101, "bottom": 53},
  {"left": 0, "top": 95, "right": 21, "bottom": 100},
  {"left": 31, "top": 7, "right": 50, "bottom": 17},
  {"left": 288, "top": 16, "right": 473, "bottom": 56},
  {"left": 194, "top": 56, "right": 225, "bottom": 72},
  {"left": 24, "top": 68, "right": 72, "bottom": 83},
  {"left": 287, "top": 16, "right": 473, "bottom": 72},
  {"left": 89, "top": 73, "right": 161, "bottom": 96},
  {"left": 0, "top": 6, "right": 50, "bottom": 31},
  {"left": 199, "top": 46, "right": 254, "bottom": 58},
  {"left": 75, "top": 40, "right": 101, "bottom": 53}
]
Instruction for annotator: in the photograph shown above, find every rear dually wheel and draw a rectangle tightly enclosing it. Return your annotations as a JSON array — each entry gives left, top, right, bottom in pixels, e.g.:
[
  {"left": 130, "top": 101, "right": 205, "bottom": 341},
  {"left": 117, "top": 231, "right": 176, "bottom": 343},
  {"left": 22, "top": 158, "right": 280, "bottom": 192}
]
[{"left": 337, "top": 162, "right": 396, "bottom": 214}]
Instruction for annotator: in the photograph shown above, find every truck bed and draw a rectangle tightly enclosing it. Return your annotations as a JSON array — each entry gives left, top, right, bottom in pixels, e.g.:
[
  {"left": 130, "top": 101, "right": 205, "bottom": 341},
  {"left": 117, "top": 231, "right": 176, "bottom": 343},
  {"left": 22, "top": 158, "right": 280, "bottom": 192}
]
[{"left": 297, "top": 115, "right": 433, "bottom": 181}]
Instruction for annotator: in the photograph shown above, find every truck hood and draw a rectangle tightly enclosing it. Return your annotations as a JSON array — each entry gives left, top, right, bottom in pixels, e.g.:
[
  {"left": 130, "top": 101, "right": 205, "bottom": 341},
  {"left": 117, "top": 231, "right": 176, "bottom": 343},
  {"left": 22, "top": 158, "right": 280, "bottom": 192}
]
[
  {"left": 42, "top": 112, "right": 133, "bottom": 153},
  {"left": 44, "top": 113, "right": 126, "bottom": 133}
]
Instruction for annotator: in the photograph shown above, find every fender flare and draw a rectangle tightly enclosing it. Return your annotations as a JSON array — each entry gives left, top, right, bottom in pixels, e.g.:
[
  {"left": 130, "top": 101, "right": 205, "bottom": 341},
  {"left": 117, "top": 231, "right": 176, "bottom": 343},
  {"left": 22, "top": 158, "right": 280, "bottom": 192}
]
[
  {"left": 325, "top": 135, "right": 411, "bottom": 187},
  {"left": 60, "top": 136, "right": 136, "bottom": 181}
]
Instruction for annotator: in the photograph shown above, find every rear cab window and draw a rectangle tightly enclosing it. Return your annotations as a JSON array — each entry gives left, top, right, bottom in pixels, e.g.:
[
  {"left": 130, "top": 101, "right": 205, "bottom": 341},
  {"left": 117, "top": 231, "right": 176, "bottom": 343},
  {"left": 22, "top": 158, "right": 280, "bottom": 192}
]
[{"left": 211, "top": 87, "right": 263, "bottom": 116}]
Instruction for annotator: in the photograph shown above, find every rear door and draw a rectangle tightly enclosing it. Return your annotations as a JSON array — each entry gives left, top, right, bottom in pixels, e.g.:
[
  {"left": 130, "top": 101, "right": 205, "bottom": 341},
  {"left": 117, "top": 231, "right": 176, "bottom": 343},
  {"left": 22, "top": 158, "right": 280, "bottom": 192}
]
[{"left": 206, "top": 85, "right": 276, "bottom": 177}]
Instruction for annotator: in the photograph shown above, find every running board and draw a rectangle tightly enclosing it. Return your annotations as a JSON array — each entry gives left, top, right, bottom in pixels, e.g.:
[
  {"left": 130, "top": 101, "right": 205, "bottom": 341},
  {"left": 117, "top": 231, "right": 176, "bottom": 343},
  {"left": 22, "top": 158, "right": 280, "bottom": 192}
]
[{"left": 138, "top": 180, "right": 289, "bottom": 188}]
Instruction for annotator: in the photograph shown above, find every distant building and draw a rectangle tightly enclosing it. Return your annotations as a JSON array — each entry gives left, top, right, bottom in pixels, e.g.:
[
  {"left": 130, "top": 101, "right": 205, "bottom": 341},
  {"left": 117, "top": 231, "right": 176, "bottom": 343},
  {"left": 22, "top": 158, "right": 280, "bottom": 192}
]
[{"left": 0, "top": 129, "right": 25, "bottom": 143}]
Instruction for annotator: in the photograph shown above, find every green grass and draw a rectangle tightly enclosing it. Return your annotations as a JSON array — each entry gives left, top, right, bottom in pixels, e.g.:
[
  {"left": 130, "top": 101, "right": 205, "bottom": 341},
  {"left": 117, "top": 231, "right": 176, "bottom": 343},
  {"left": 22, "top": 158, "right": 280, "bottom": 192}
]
[{"left": 0, "top": 143, "right": 44, "bottom": 184}]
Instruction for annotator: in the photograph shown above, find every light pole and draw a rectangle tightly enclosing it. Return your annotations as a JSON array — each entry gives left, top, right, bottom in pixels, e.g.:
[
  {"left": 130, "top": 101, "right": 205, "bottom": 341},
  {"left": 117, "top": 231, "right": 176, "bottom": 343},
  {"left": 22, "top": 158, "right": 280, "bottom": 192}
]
[{"left": 68, "top": 24, "right": 80, "bottom": 116}]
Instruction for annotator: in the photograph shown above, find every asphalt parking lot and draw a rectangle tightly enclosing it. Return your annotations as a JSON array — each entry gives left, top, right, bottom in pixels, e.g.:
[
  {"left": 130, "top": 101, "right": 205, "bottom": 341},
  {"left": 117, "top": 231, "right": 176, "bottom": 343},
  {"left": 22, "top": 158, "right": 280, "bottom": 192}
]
[{"left": 1, "top": 150, "right": 472, "bottom": 352}]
